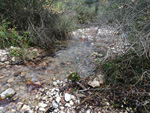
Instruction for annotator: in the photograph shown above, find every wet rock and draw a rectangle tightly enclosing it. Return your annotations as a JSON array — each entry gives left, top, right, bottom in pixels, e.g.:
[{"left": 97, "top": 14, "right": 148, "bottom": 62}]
[
  {"left": 7, "top": 78, "right": 14, "bottom": 83},
  {"left": 0, "top": 73, "right": 7, "bottom": 79},
  {"left": 21, "top": 72, "right": 26, "bottom": 77},
  {"left": 13, "top": 71, "right": 21, "bottom": 77},
  {"left": 0, "top": 88, "right": 16, "bottom": 99},
  {"left": 65, "top": 93, "right": 71, "bottom": 102},
  {"left": 21, "top": 105, "right": 30, "bottom": 112},
  {"left": 38, "top": 102, "right": 47, "bottom": 108},
  {"left": 17, "top": 102, "right": 23, "bottom": 110},
  {"left": 52, "top": 101, "right": 59, "bottom": 108}
]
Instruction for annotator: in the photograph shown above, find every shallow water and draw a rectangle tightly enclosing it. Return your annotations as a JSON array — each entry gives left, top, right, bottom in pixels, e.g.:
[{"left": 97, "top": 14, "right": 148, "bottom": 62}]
[{"left": 0, "top": 26, "right": 129, "bottom": 112}]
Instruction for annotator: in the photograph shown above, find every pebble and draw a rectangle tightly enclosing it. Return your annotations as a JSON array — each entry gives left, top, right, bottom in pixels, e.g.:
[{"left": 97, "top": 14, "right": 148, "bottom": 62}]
[
  {"left": 0, "top": 107, "right": 4, "bottom": 111},
  {"left": 70, "top": 100, "right": 74, "bottom": 105},
  {"left": 11, "top": 109, "right": 16, "bottom": 112},
  {"left": 88, "top": 80, "right": 100, "bottom": 88},
  {"left": 1, "top": 55, "right": 7, "bottom": 62},
  {"left": 38, "top": 102, "right": 47, "bottom": 108},
  {"left": 56, "top": 96, "right": 61, "bottom": 103},
  {"left": 65, "top": 93, "right": 71, "bottom": 102},
  {"left": 52, "top": 101, "right": 59, "bottom": 108},
  {"left": 11, "top": 57, "right": 15, "bottom": 62},
  {"left": 7, "top": 78, "right": 14, "bottom": 83},
  {"left": 65, "top": 103, "right": 71, "bottom": 107},
  {"left": 53, "top": 81, "right": 57, "bottom": 86},
  {"left": 39, "top": 107, "right": 46, "bottom": 112},
  {"left": 86, "top": 109, "right": 91, "bottom": 113},
  {"left": 0, "top": 88, "right": 16, "bottom": 99},
  {"left": 60, "top": 106, "right": 64, "bottom": 110},
  {"left": 17, "top": 102, "right": 23, "bottom": 110},
  {"left": 21, "top": 105, "right": 30, "bottom": 112},
  {"left": 71, "top": 95, "right": 76, "bottom": 100},
  {"left": 21, "top": 72, "right": 26, "bottom": 77}
]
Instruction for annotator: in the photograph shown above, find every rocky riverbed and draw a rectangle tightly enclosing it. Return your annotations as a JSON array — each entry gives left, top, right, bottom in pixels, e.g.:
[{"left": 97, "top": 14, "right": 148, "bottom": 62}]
[{"left": 0, "top": 26, "right": 130, "bottom": 113}]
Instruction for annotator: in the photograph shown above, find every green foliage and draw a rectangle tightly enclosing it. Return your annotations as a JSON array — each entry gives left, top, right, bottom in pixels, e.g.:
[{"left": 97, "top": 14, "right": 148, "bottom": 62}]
[
  {"left": 75, "top": 5, "right": 95, "bottom": 24},
  {"left": 102, "top": 51, "right": 150, "bottom": 86},
  {"left": 67, "top": 72, "right": 81, "bottom": 82},
  {"left": 0, "top": 0, "right": 74, "bottom": 50},
  {"left": 0, "top": 20, "right": 24, "bottom": 48}
]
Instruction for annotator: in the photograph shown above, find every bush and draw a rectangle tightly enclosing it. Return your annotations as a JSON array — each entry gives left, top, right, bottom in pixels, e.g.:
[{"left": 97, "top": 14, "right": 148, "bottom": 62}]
[
  {"left": 0, "top": 0, "right": 72, "bottom": 49},
  {"left": 97, "top": 0, "right": 150, "bottom": 57},
  {"left": 0, "top": 20, "right": 29, "bottom": 49}
]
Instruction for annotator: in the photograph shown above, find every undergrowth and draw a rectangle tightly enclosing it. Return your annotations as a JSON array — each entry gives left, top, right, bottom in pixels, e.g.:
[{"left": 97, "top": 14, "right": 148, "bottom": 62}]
[{"left": 99, "top": 51, "right": 150, "bottom": 112}]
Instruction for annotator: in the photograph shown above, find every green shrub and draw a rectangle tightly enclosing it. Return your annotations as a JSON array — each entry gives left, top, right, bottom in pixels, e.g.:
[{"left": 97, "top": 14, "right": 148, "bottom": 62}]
[
  {"left": 0, "top": 20, "right": 28, "bottom": 49},
  {"left": 0, "top": 0, "right": 73, "bottom": 50},
  {"left": 102, "top": 51, "right": 150, "bottom": 86}
]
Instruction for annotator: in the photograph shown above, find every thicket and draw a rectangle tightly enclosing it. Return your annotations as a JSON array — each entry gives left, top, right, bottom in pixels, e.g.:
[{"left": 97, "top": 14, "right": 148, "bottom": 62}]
[
  {"left": 96, "top": 0, "right": 150, "bottom": 112},
  {"left": 0, "top": 0, "right": 74, "bottom": 50}
]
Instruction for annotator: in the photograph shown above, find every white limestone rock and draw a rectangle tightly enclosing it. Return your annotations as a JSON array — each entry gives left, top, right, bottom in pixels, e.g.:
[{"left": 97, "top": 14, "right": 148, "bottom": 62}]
[
  {"left": 0, "top": 88, "right": 16, "bottom": 99},
  {"left": 64, "top": 93, "right": 71, "bottom": 102}
]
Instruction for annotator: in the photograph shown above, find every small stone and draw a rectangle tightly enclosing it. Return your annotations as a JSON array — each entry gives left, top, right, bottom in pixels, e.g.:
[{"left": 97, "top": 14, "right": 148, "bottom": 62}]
[
  {"left": 42, "top": 96, "right": 47, "bottom": 100},
  {"left": 0, "top": 107, "right": 4, "bottom": 111},
  {"left": 56, "top": 96, "right": 61, "bottom": 103},
  {"left": 52, "top": 101, "right": 59, "bottom": 108},
  {"left": 113, "top": 50, "right": 117, "bottom": 54},
  {"left": 52, "top": 77, "right": 56, "bottom": 81},
  {"left": 17, "top": 102, "right": 23, "bottom": 110},
  {"left": 11, "top": 109, "right": 16, "bottom": 112},
  {"left": 56, "top": 80, "right": 60, "bottom": 83},
  {"left": 65, "top": 103, "right": 71, "bottom": 107},
  {"left": 11, "top": 57, "right": 15, "bottom": 62},
  {"left": 0, "top": 88, "right": 16, "bottom": 99},
  {"left": 39, "top": 107, "right": 46, "bottom": 112},
  {"left": 5, "top": 61, "right": 9, "bottom": 64},
  {"left": 13, "top": 71, "right": 21, "bottom": 77},
  {"left": 51, "top": 88, "right": 55, "bottom": 92},
  {"left": 86, "top": 109, "right": 91, "bottom": 113},
  {"left": 53, "top": 81, "right": 57, "bottom": 86},
  {"left": 65, "top": 93, "right": 71, "bottom": 102},
  {"left": 21, "top": 105, "right": 30, "bottom": 112},
  {"left": 60, "top": 111, "right": 65, "bottom": 113},
  {"left": 7, "top": 78, "right": 14, "bottom": 83},
  {"left": 88, "top": 80, "right": 100, "bottom": 88},
  {"left": 105, "top": 102, "right": 110, "bottom": 106},
  {"left": 21, "top": 72, "right": 26, "bottom": 77},
  {"left": 69, "top": 100, "right": 74, "bottom": 105},
  {"left": 54, "top": 109, "right": 58, "bottom": 112},
  {"left": 97, "top": 74, "right": 104, "bottom": 84},
  {"left": 71, "top": 95, "right": 76, "bottom": 100},
  {"left": 38, "top": 102, "right": 47, "bottom": 108},
  {"left": 59, "top": 106, "right": 64, "bottom": 110},
  {"left": 1, "top": 56, "right": 7, "bottom": 62}
]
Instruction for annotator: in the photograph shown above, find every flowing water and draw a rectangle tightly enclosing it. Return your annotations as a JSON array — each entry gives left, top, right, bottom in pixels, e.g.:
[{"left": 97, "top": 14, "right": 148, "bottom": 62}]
[{"left": 0, "top": 26, "right": 129, "bottom": 112}]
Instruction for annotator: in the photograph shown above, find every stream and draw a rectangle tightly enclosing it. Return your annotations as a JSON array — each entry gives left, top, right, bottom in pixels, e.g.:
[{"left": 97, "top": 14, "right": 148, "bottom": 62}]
[{"left": 0, "top": 26, "right": 129, "bottom": 113}]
